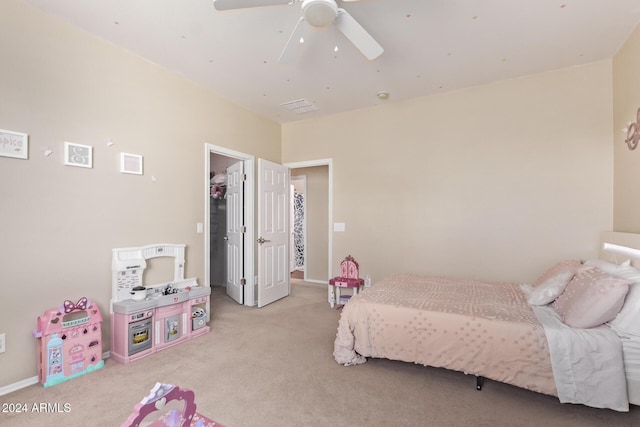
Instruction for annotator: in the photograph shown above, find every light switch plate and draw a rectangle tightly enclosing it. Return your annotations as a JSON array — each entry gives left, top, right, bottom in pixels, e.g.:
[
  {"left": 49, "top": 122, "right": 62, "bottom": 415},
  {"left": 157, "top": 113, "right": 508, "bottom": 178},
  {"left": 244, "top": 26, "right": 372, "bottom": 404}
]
[
  {"left": 0, "top": 333, "right": 5, "bottom": 353},
  {"left": 333, "top": 222, "right": 346, "bottom": 232}
]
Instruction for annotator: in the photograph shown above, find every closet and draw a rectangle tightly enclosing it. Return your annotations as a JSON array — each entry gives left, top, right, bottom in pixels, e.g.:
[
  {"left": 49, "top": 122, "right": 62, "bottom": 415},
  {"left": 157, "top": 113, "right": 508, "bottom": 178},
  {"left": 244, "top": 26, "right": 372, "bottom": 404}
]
[{"left": 209, "top": 153, "right": 237, "bottom": 286}]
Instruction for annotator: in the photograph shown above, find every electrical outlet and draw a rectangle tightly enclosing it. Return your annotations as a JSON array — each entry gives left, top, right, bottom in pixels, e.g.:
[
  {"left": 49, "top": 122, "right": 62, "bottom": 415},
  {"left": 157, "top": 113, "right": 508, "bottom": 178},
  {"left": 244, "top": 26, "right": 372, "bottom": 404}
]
[{"left": 0, "top": 333, "right": 5, "bottom": 353}]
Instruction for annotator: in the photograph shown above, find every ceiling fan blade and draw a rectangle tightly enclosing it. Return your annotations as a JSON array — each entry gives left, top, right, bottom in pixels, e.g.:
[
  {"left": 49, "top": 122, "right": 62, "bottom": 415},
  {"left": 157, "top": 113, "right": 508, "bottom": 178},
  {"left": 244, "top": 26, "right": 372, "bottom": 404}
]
[
  {"left": 213, "top": 0, "right": 293, "bottom": 11},
  {"left": 278, "top": 17, "right": 306, "bottom": 64},
  {"left": 334, "top": 8, "right": 383, "bottom": 60}
]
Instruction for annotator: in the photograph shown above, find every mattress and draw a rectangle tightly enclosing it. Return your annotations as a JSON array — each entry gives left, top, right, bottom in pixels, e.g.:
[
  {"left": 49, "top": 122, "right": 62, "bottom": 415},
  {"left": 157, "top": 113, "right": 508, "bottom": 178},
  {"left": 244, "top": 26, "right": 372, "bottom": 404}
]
[{"left": 334, "top": 273, "right": 557, "bottom": 396}]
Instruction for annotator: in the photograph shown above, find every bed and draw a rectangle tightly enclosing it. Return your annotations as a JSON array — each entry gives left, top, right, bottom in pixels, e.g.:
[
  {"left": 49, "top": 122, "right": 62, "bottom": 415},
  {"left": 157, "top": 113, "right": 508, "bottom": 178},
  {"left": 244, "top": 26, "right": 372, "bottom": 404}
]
[{"left": 333, "top": 232, "right": 640, "bottom": 412}]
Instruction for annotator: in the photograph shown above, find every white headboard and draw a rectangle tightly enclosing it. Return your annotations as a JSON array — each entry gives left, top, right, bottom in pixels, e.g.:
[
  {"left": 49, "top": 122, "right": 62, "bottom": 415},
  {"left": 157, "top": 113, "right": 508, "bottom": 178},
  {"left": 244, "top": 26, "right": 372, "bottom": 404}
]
[
  {"left": 600, "top": 231, "right": 640, "bottom": 266},
  {"left": 599, "top": 231, "right": 640, "bottom": 407}
]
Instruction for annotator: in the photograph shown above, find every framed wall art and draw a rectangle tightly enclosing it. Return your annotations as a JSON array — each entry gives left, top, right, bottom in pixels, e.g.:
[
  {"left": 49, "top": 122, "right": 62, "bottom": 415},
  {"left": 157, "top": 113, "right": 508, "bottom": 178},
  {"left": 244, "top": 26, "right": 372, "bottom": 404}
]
[
  {"left": 64, "top": 142, "right": 93, "bottom": 168},
  {"left": 0, "top": 129, "right": 29, "bottom": 159},
  {"left": 120, "top": 152, "right": 143, "bottom": 175}
]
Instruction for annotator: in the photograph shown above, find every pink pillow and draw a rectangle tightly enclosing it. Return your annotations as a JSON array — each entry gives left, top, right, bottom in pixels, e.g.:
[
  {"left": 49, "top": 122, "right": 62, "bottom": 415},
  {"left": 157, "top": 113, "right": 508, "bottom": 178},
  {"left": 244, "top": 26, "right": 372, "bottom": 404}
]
[
  {"left": 533, "top": 260, "right": 582, "bottom": 288},
  {"left": 552, "top": 266, "right": 631, "bottom": 328}
]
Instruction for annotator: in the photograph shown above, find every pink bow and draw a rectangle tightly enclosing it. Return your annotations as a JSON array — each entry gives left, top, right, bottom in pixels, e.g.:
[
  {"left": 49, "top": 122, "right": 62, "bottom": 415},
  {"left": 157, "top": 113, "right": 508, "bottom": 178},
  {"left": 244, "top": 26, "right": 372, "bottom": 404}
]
[{"left": 61, "top": 297, "right": 89, "bottom": 313}]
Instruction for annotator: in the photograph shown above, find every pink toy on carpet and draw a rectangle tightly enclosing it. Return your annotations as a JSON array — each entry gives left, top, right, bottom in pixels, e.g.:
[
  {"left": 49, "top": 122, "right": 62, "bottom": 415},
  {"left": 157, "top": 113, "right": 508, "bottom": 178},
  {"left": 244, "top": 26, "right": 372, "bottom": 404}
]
[{"left": 122, "top": 383, "right": 224, "bottom": 427}]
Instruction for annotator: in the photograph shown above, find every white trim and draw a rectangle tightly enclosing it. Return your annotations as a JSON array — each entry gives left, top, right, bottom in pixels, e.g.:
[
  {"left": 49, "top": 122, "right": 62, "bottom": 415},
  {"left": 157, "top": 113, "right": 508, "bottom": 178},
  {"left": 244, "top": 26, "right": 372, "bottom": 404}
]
[
  {"left": 284, "top": 159, "right": 333, "bottom": 281},
  {"left": 0, "top": 376, "right": 38, "bottom": 396},
  {"left": 0, "top": 351, "right": 112, "bottom": 396},
  {"left": 205, "top": 143, "right": 255, "bottom": 306},
  {"left": 304, "top": 279, "right": 329, "bottom": 285}
]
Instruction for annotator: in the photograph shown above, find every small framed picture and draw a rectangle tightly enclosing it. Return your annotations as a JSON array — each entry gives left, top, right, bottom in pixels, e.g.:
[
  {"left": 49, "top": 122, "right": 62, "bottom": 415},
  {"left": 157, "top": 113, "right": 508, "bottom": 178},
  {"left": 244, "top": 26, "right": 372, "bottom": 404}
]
[
  {"left": 64, "top": 142, "right": 93, "bottom": 168},
  {"left": 0, "top": 129, "right": 29, "bottom": 159},
  {"left": 120, "top": 152, "right": 143, "bottom": 175}
]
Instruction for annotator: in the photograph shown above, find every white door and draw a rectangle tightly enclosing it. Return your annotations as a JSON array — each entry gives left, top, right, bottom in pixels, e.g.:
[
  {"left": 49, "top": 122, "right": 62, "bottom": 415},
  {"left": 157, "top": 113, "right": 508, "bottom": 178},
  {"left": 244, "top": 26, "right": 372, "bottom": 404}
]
[
  {"left": 226, "top": 161, "right": 244, "bottom": 304},
  {"left": 257, "top": 159, "right": 290, "bottom": 307}
]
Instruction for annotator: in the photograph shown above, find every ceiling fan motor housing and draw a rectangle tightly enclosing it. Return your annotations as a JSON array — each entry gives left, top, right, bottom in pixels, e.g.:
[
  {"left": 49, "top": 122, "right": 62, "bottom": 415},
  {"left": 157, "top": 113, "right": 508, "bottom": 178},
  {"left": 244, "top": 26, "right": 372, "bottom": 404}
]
[{"left": 302, "top": 0, "right": 338, "bottom": 28}]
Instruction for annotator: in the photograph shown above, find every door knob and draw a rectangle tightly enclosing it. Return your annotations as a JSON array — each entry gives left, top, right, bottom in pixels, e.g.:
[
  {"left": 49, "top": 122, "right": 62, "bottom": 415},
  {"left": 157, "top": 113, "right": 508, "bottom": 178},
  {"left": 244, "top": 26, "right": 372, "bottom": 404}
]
[{"left": 257, "top": 236, "right": 271, "bottom": 245}]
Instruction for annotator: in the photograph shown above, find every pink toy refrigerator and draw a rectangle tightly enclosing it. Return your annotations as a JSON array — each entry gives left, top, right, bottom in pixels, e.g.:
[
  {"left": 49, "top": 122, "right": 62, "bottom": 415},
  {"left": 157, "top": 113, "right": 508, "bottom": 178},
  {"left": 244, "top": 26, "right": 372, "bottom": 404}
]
[{"left": 33, "top": 297, "right": 105, "bottom": 387}]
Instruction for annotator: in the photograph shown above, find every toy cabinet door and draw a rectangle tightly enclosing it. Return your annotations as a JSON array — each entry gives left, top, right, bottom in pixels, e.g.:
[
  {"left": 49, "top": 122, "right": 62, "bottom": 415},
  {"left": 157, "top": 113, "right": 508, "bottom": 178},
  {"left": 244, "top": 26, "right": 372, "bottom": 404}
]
[{"left": 348, "top": 262, "right": 358, "bottom": 278}]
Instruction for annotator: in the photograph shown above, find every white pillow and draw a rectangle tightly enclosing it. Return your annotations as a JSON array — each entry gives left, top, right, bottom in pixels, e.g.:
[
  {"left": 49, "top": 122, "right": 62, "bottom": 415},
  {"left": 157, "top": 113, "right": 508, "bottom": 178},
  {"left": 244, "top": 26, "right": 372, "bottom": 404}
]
[
  {"left": 528, "top": 270, "right": 575, "bottom": 305},
  {"left": 584, "top": 258, "right": 631, "bottom": 273},
  {"left": 604, "top": 264, "right": 640, "bottom": 336}
]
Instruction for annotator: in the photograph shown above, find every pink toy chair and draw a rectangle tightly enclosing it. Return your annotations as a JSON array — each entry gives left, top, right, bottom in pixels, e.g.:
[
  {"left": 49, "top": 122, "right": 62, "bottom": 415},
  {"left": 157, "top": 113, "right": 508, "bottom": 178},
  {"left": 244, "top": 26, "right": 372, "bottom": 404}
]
[
  {"left": 122, "top": 383, "right": 224, "bottom": 427},
  {"left": 328, "top": 255, "right": 365, "bottom": 308}
]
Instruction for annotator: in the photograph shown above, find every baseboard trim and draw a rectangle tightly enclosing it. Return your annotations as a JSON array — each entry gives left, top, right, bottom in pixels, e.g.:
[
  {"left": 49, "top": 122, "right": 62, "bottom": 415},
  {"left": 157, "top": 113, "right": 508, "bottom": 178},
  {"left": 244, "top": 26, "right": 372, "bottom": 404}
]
[
  {"left": 0, "top": 376, "right": 39, "bottom": 396},
  {"left": 304, "top": 279, "right": 328, "bottom": 285},
  {"left": 0, "top": 351, "right": 111, "bottom": 396}
]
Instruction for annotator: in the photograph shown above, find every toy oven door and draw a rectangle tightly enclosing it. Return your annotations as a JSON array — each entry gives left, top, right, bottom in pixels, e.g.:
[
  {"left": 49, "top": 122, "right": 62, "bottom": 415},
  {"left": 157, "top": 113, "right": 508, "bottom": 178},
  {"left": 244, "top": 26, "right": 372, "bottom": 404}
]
[{"left": 128, "top": 318, "right": 152, "bottom": 356}]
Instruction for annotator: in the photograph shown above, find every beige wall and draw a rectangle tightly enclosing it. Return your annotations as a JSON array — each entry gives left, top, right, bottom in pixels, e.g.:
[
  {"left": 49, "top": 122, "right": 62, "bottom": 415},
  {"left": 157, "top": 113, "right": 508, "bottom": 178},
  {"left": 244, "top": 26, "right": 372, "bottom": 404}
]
[
  {"left": 0, "top": 0, "right": 280, "bottom": 387},
  {"left": 1, "top": 0, "right": 630, "bottom": 392},
  {"left": 291, "top": 166, "right": 329, "bottom": 281},
  {"left": 613, "top": 24, "right": 640, "bottom": 231},
  {"left": 282, "top": 61, "right": 614, "bottom": 285}
]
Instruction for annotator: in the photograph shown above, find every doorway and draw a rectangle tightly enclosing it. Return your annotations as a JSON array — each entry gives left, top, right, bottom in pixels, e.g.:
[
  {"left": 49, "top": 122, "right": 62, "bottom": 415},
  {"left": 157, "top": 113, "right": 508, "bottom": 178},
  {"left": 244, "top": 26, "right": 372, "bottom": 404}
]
[
  {"left": 209, "top": 153, "right": 237, "bottom": 287},
  {"left": 285, "top": 159, "right": 333, "bottom": 284},
  {"left": 204, "top": 147, "right": 330, "bottom": 305},
  {"left": 204, "top": 144, "right": 255, "bottom": 306},
  {"left": 290, "top": 175, "right": 306, "bottom": 280}
]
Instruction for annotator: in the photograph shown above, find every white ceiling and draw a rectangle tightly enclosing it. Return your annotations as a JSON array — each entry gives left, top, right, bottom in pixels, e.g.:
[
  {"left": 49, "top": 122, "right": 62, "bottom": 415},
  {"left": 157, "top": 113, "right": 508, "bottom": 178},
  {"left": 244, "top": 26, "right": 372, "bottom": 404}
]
[{"left": 24, "top": 0, "right": 640, "bottom": 123}]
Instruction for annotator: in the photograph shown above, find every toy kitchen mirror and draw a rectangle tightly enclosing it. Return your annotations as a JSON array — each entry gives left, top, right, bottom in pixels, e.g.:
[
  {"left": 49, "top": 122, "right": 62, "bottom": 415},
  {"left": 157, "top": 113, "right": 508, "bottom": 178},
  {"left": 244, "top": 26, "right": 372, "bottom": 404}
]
[{"left": 111, "top": 243, "right": 187, "bottom": 305}]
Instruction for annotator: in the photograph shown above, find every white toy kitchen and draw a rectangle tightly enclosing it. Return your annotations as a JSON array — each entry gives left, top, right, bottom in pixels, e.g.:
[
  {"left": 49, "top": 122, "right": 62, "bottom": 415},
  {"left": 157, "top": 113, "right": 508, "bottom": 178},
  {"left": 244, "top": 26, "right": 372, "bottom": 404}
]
[{"left": 110, "top": 243, "right": 210, "bottom": 364}]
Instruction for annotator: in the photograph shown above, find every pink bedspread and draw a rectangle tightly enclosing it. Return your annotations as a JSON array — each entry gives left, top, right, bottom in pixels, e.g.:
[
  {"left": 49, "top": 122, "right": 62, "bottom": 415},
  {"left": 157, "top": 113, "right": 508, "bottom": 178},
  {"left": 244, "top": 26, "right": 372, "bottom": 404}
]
[{"left": 334, "top": 274, "right": 557, "bottom": 396}]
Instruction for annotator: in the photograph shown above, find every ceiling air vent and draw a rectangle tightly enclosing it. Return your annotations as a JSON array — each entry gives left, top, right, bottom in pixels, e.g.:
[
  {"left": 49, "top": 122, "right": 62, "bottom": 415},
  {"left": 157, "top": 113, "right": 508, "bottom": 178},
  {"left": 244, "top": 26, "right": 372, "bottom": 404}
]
[{"left": 280, "top": 98, "right": 318, "bottom": 114}]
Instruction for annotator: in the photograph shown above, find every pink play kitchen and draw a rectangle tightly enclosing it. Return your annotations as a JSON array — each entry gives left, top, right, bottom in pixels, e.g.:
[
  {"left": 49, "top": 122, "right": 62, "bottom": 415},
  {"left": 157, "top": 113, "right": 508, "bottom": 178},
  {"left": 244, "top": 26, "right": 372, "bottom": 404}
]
[{"left": 110, "top": 243, "right": 211, "bottom": 364}]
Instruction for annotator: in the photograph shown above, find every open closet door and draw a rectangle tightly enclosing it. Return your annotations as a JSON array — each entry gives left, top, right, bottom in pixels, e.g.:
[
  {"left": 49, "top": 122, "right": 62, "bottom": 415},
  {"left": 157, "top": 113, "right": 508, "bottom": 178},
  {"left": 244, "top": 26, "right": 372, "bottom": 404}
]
[
  {"left": 226, "top": 161, "right": 244, "bottom": 304},
  {"left": 257, "top": 159, "right": 290, "bottom": 308}
]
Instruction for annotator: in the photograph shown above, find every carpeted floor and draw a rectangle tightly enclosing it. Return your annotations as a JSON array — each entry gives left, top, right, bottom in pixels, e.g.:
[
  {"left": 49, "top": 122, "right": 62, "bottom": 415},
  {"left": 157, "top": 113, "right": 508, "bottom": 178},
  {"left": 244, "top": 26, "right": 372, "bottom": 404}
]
[{"left": 2, "top": 280, "right": 638, "bottom": 426}]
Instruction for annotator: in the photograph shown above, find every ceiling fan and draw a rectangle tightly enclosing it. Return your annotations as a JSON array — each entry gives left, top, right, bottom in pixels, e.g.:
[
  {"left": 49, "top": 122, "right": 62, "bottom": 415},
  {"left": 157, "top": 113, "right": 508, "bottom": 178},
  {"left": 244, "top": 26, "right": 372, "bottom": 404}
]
[{"left": 213, "top": 0, "right": 384, "bottom": 63}]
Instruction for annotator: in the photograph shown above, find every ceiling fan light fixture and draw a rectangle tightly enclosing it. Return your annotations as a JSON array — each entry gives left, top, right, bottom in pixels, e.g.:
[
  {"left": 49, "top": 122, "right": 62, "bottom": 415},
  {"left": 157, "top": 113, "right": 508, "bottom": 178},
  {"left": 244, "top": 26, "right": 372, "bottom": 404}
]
[
  {"left": 302, "top": 0, "right": 338, "bottom": 28},
  {"left": 225, "top": 0, "right": 383, "bottom": 63}
]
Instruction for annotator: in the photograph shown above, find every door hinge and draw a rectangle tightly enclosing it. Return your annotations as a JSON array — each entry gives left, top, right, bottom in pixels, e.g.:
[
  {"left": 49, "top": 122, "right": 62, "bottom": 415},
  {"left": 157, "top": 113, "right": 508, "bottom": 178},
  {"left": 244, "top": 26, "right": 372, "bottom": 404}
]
[
  {"left": 241, "top": 173, "right": 247, "bottom": 181},
  {"left": 240, "top": 225, "right": 246, "bottom": 233},
  {"left": 240, "top": 278, "right": 246, "bottom": 286}
]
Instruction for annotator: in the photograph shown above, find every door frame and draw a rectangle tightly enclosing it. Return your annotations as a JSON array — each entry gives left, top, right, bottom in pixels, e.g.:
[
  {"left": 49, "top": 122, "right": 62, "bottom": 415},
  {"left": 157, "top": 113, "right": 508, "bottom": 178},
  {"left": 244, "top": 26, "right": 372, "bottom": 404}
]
[
  {"left": 284, "top": 159, "right": 333, "bottom": 283},
  {"left": 204, "top": 143, "right": 256, "bottom": 306}
]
